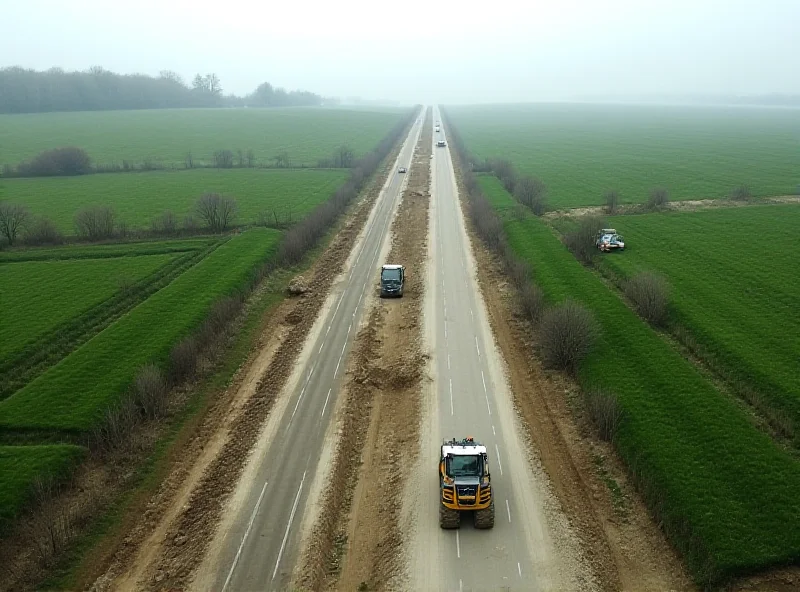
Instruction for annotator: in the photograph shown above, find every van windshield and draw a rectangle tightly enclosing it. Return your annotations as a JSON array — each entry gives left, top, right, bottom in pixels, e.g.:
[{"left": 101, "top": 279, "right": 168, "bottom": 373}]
[{"left": 382, "top": 268, "right": 401, "bottom": 281}]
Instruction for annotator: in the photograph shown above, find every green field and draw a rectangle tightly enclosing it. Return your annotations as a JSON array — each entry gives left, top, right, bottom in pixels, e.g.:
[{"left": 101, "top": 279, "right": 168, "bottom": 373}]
[
  {"left": 0, "top": 237, "right": 216, "bottom": 263},
  {"left": 479, "top": 175, "right": 800, "bottom": 583},
  {"left": 0, "top": 228, "right": 281, "bottom": 434},
  {"left": 0, "top": 254, "right": 178, "bottom": 363},
  {"left": 2, "top": 168, "right": 348, "bottom": 234},
  {"left": 598, "top": 205, "right": 800, "bottom": 435},
  {"left": 0, "top": 107, "right": 404, "bottom": 168},
  {"left": 448, "top": 104, "right": 800, "bottom": 208},
  {"left": 0, "top": 445, "right": 86, "bottom": 533}
]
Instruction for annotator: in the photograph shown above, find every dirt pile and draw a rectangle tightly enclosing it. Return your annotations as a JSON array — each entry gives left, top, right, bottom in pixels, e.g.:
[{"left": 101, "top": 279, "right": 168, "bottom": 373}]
[
  {"left": 89, "top": 133, "right": 409, "bottom": 592},
  {"left": 296, "top": 109, "right": 432, "bottom": 592}
]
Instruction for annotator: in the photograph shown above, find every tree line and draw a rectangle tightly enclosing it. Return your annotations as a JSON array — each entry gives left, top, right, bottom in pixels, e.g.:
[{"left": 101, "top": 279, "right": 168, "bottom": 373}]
[{"left": 0, "top": 66, "right": 337, "bottom": 114}]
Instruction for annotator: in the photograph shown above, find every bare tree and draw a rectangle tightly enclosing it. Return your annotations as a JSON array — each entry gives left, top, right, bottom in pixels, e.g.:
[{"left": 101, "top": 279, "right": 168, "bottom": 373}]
[
  {"left": 213, "top": 150, "right": 234, "bottom": 168},
  {"left": 274, "top": 152, "right": 290, "bottom": 168},
  {"left": 647, "top": 187, "right": 670, "bottom": 210},
  {"left": 336, "top": 145, "right": 354, "bottom": 168},
  {"left": 185, "top": 151, "right": 194, "bottom": 169},
  {"left": 604, "top": 190, "right": 620, "bottom": 214},
  {"left": 514, "top": 176, "right": 547, "bottom": 215},
  {"left": 195, "top": 193, "right": 237, "bottom": 233},
  {"left": 25, "top": 215, "right": 64, "bottom": 245},
  {"left": 730, "top": 185, "right": 752, "bottom": 201},
  {"left": 624, "top": 272, "right": 671, "bottom": 326},
  {"left": 0, "top": 202, "right": 30, "bottom": 245},
  {"left": 539, "top": 300, "right": 597, "bottom": 373},
  {"left": 564, "top": 214, "right": 606, "bottom": 263},
  {"left": 246, "top": 149, "right": 255, "bottom": 168},
  {"left": 75, "top": 205, "right": 115, "bottom": 241},
  {"left": 236, "top": 149, "right": 244, "bottom": 167}
]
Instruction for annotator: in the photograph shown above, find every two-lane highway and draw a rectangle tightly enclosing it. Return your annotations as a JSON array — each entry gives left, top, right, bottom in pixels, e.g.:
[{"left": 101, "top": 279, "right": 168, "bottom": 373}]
[
  {"left": 410, "top": 107, "right": 574, "bottom": 591},
  {"left": 193, "top": 109, "right": 425, "bottom": 592}
]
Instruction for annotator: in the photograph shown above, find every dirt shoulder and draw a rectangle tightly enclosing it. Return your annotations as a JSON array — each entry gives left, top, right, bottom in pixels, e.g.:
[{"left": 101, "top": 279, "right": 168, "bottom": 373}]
[
  {"left": 294, "top": 109, "right": 432, "bottom": 592},
  {"left": 456, "top": 166, "right": 695, "bottom": 590},
  {"left": 87, "top": 133, "right": 409, "bottom": 592},
  {"left": 544, "top": 195, "right": 800, "bottom": 220}
]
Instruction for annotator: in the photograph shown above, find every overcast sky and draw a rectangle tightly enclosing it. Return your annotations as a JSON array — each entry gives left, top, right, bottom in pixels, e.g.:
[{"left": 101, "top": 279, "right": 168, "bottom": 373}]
[{"left": 4, "top": 0, "right": 799, "bottom": 104}]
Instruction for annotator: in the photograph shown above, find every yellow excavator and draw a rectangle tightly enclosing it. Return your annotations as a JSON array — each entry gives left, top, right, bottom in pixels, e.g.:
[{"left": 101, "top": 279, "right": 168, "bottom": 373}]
[{"left": 439, "top": 437, "right": 495, "bottom": 529}]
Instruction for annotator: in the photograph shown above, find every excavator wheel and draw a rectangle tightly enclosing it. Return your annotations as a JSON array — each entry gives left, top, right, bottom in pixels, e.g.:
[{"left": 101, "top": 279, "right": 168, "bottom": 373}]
[
  {"left": 473, "top": 500, "right": 495, "bottom": 529},
  {"left": 439, "top": 504, "right": 461, "bottom": 529}
]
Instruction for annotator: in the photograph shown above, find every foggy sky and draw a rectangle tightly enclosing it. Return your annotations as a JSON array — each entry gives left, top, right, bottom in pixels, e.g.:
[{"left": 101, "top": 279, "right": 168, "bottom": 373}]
[{"left": 4, "top": 0, "right": 799, "bottom": 104}]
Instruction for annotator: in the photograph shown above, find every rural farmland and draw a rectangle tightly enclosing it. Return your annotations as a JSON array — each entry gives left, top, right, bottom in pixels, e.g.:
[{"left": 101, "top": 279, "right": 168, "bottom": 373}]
[
  {"left": 472, "top": 174, "right": 800, "bottom": 583},
  {"left": 2, "top": 168, "right": 349, "bottom": 234},
  {"left": 446, "top": 103, "right": 800, "bottom": 208},
  {"left": 0, "top": 107, "right": 406, "bottom": 168}
]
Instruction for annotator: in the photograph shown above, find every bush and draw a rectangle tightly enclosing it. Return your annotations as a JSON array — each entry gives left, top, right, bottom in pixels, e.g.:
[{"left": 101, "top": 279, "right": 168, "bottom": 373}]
[
  {"left": 514, "top": 176, "right": 547, "bottom": 215},
  {"left": 16, "top": 147, "right": 92, "bottom": 177},
  {"left": 564, "top": 214, "right": 606, "bottom": 264},
  {"left": 583, "top": 389, "right": 624, "bottom": 441},
  {"left": 74, "top": 205, "right": 116, "bottom": 241},
  {"left": 647, "top": 187, "right": 670, "bottom": 210},
  {"left": 624, "top": 271, "right": 670, "bottom": 326},
  {"left": 133, "top": 364, "right": 168, "bottom": 420},
  {"left": 519, "top": 282, "right": 545, "bottom": 322},
  {"left": 539, "top": 300, "right": 596, "bottom": 373},
  {"left": 604, "top": 190, "right": 620, "bottom": 214},
  {"left": 729, "top": 185, "right": 752, "bottom": 201},
  {"left": 24, "top": 216, "right": 64, "bottom": 245},
  {"left": 195, "top": 193, "right": 237, "bottom": 233},
  {"left": 151, "top": 210, "right": 177, "bottom": 235},
  {"left": 0, "top": 202, "right": 31, "bottom": 245},
  {"left": 169, "top": 337, "right": 199, "bottom": 384}
]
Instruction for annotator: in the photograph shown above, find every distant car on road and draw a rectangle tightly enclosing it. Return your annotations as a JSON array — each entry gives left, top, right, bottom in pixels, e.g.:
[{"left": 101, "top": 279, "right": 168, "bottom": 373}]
[
  {"left": 596, "top": 228, "right": 625, "bottom": 252},
  {"left": 436, "top": 140, "right": 447, "bottom": 147},
  {"left": 398, "top": 167, "right": 407, "bottom": 173}
]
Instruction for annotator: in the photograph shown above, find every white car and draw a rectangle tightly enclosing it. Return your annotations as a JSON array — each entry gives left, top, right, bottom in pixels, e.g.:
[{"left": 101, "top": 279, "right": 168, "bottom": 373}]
[{"left": 398, "top": 167, "right": 407, "bottom": 173}]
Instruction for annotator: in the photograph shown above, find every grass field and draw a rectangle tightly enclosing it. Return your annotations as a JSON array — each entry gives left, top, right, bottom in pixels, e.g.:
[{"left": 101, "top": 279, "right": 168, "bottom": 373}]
[
  {"left": 0, "top": 445, "right": 87, "bottom": 533},
  {"left": 0, "top": 107, "right": 404, "bottom": 168},
  {"left": 448, "top": 104, "right": 800, "bottom": 208},
  {"left": 3, "top": 168, "right": 349, "bottom": 234},
  {"left": 0, "top": 254, "right": 178, "bottom": 363},
  {"left": 598, "top": 205, "right": 800, "bottom": 437},
  {"left": 478, "top": 175, "right": 800, "bottom": 583},
  {"left": 0, "top": 228, "right": 281, "bottom": 435},
  {"left": 0, "top": 237, "right": 216, "bottom": 263}
]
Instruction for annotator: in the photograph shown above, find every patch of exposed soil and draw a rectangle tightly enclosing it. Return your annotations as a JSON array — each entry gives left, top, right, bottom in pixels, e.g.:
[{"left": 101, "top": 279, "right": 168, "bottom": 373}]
[
  {"left": 455, "top": 169, "right": 695, "bottom": 590},
  {"left": 294, "top": 109, "right": 432, "bottom": 592},
  {"left": 543, "top": 195, "right": 800, "bottom": 219},
  {"left": 86, "top": 132, "right": 410, "bottom": 592}
]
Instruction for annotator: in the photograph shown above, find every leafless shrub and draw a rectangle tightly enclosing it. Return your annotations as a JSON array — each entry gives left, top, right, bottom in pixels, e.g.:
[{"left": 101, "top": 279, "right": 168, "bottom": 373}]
[
  {"left": 195, "top": 193, "right": 237, "bottom": 233},
  {"left": 246, "top": 149, "right": 255, "bottom": 168},
  {"left": 564, "top": 214, "right": 606, "bottom": 264},
  {"left": 646, "top": 187, "right": 670, "bottom": 210},
  {"left": 74, "top": 205, "right": 116, "bottom": 241},
  {"left": 116, "top": 219, "right": 129, "bottom": 239},
  {"left": 729, "top": 185, "right": 752, "bottom": 201},
  {"left": 185, "top": 152, "right": 194, "bottom": 169},
  {"left": 133, "top": 364, "right": 168, "bottom": 420},
  {"left": 183, "top": 215, "right": 198, "bottom": 232},
  {"left": 213, "top": 149, "right": 234, "bottom": 168},
  {"left": 0, "top": 202, "right": 31, "bottom": 245},
  {"left": 90, "top": 397, "right": 139, "bottom": 454},
  {"left": 514, "top": 176, "right": 547, "bottom": 215},
  {"left": 274, "top": 151, "right": 291, "bottom": 168},
  {"left": 169, "top": 336, "right": 199, "bottom": 384},
  {"left": 24, "top": 215, "right": 64, "bottom": 245},
  {"left": 540, "top": 300, "right": 596, "bottom": 373},
  {"left": 605, "top": 190, "right": 620, "bottom": 214},
  {"left": 583, "top": 389, "right": 624, "bottom": 441},
  {"left": 16, "top": 146, "right": 92, "bottom": 177},
  {"left": 624, "top": 271, "right": 670, "bottom": 326},
  {"left": 491, "top": 158, "right": 517, "bottom": 192},
  {"left": 152, "top": 210, "right": 177, "bottom": 235},
  {"left": 520, "top": 282, "right": 545, "bottom": 322},
  {"left": 236, "top": 149, "right": 245, "bottom": 167},
  {"left": 334, "top": 145, "right": 355, "bottom": 168}
]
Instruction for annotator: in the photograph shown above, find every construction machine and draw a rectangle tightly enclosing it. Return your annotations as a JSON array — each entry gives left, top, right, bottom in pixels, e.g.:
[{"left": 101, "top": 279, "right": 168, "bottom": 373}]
[
  {"left": 380, "top": 264, "right": 405, "bottom": 297},
  {"left": 439, "top": 437, "right": 495, "bottom": 529}
]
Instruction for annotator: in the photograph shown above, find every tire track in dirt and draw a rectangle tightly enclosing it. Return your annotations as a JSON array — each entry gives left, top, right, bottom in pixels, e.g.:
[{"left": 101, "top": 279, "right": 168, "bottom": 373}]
[
  {"left": 294, "top": 109, "right": 432, "bottom": 592},
  {"left": 89, "top": 134, "right": 409, "bottom": 592}
]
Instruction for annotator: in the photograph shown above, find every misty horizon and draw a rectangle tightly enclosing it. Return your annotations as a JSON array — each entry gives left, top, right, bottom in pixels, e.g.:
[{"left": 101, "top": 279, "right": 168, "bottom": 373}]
[{"left": 3, "top": 0, "right": 800, "bottom": 105}]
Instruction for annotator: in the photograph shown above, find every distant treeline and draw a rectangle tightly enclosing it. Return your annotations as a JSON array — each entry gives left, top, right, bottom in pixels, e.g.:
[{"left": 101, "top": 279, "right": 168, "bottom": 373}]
[{"left": 0, "top": 67, "right": 338, "bottom": 114}]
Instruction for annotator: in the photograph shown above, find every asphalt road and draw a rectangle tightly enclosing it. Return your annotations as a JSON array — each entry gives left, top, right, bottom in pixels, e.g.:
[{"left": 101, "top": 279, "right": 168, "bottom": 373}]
[
  {"left": 419, "top": 106, "right": 563, "bottom": 591},
  {"left": 200, "top": 110, "right": 424, "bottom": 592}
]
